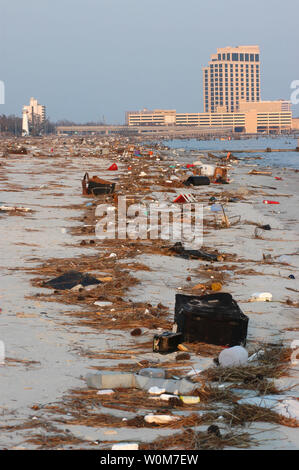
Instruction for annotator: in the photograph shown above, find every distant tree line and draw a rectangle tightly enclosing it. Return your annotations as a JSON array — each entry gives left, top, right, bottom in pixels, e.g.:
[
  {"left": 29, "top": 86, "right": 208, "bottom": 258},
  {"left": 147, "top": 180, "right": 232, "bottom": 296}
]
[
  {"left": 0, "top": 115, "right": 106, "bottom": 136},
  {"left": 0, "top": 114, "right": 56, "bottom": 136},
  {"left": 0, "top": 114, "right": 22, "bottom": 135}
]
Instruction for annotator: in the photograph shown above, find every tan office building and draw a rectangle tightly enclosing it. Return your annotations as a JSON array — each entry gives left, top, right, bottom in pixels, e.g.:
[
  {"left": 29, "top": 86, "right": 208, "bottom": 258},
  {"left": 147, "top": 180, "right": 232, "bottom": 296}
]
[
  {"left": 126, "top": 106, "right": 292, "bottom": 134},
  {"left": 203, "top": 46, "right": 261, "bottom": 113},
  {"left": 293, "top": 118, "right": 299, "bottom": 130},
  {"left": 126, "top": 45, "right": 292, "bottom": 134},
  {"left": 238, "top": 100, "right": 291, "bottom": 113},
  {"left": 126, "top": 109, "right": 176, "bottom": 126}
]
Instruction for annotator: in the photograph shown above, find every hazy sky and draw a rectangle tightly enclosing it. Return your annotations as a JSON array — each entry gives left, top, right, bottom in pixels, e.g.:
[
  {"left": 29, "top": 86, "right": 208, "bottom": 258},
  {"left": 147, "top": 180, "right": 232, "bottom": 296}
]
[{"left": 0, "top": 0, "right": 298, "bottom": 123}]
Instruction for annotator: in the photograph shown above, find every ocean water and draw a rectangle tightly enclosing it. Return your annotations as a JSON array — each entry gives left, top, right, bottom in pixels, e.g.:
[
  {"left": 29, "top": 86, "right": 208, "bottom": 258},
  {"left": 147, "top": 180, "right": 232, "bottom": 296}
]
[{"left": 164, "top": 135, "right": 299, "bottom": 169}]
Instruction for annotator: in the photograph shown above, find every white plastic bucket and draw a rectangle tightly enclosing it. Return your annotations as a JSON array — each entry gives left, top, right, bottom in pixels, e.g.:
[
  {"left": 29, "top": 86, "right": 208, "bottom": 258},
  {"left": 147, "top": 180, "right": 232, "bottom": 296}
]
[
  {"left": 218, "top": 346, "right": 248, "bottom": 367},
  {"left": 200, "top": 165, "right": 215, "bottom": 177}
]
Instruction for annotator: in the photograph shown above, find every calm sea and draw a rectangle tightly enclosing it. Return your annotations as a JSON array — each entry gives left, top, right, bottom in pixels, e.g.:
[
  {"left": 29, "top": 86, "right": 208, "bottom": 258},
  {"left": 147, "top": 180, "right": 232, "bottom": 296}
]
[{"left": 163, "top": 135, "right": 299, "bottom": 169}]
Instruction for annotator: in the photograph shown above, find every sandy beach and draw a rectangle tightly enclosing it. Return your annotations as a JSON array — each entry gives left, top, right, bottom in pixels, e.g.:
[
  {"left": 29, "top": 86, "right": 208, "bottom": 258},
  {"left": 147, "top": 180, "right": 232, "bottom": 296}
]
[{"left": 0, "top": 135, "right": 298, "bottom": 450}]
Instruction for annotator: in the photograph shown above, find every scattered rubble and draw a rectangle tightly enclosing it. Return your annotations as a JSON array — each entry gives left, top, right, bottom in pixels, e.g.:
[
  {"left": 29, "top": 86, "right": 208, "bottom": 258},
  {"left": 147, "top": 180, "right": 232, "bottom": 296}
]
[{"left": 0, "top": 134, "right": 298, "bottom": 450}]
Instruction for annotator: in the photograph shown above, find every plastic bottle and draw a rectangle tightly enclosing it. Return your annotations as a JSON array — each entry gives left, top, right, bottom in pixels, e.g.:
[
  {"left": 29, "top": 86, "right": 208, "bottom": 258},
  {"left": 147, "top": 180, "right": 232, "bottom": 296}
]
[
  {"left": 86, "top": 372, "right": 135, "bottom": 389},
  {"left": 263, "top": 200, "right": 280, "bottom": 205},
  {"left": 218, "top": 346, "right": 248, "bottom": 367}
]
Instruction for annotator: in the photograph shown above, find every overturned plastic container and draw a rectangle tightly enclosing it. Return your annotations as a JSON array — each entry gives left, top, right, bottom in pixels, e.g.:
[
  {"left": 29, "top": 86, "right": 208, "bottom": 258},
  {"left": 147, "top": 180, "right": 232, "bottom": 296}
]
[
  {"left": 183, "top": 176, "right": 210, "bottom": 187},
  {"left": 86, "top": 372, "right": 135, "bottom": 389},
  {"left": 174, "top": 293, "right": 249, "bottom": 347}
]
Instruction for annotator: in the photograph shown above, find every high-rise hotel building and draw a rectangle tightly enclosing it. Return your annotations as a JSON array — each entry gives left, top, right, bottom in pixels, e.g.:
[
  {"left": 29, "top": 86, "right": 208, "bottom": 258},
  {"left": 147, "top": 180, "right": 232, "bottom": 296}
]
[
  {"left": 126, "top": 44, "right": 293, "bottom": 133},
  {"left": 203, "top": 46, "right": 260, "bottom": 113}
]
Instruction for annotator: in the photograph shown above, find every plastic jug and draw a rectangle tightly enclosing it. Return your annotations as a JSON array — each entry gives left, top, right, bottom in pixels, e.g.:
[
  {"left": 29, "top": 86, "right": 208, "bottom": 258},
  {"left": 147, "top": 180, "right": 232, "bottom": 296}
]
[{"left": 218, "top": 346, "right": 248, "bottom": 367}]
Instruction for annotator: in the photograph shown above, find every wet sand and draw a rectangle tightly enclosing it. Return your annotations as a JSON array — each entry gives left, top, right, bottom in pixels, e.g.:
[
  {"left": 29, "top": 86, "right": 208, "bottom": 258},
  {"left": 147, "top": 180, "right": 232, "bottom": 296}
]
[{"left": 0, "top": 136, "right": 298, "bottom": 450}]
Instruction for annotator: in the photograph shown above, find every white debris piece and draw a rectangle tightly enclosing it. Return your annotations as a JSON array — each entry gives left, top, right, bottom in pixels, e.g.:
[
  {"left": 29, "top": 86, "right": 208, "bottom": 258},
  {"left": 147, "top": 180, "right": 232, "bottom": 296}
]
[
  {"left": 148, "top": 386, "right": 166, "bottom": 395},
  {"left": 186, "top": 369, "right": 202, "bottom": 377},
  {"left": 238, "top": 396, "right": 299, "bottom": 421},
  {"left": 144, "top": 414, "right": 180, "bottom": 424},
  {"left": 219, "top": 346, "right": 248, "bottom": 367},
  {"left": 250, "top": 292, "right": 272, "bottom": 302},
  {"left": 111, "top": 443, "right": 139, "bottom": 450},
  {"left": 248, "top": 350, "right": 265, "bottom": 362},
  {"left": 94, "top": 301, "right": 112, "bottom": 307},
  {"left": 0, "top": 206, "right": 31, "bottom": 212},
  {"left": 275, "top": 400, "right": 299, "bottom": 420}
]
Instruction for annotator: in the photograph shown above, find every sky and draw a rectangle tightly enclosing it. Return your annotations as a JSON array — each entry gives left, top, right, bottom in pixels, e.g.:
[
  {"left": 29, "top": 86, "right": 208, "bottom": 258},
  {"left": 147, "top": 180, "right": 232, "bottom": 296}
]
[{"left": 0, "top": 0, "right": 298, "bottom": 123}]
